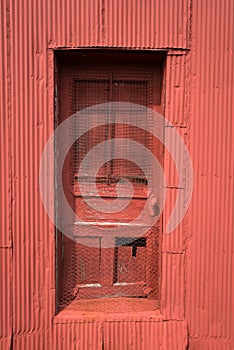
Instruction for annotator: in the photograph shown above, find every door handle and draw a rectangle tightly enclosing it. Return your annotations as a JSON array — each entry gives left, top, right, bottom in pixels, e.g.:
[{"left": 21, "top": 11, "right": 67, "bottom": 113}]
[{"left": 149, "top": 194, "right": 159, "bottom": 217}]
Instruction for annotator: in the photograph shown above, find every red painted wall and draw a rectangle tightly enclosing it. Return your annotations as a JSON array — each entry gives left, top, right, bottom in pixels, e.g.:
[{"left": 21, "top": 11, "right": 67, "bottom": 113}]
[{"left": 0, "top": 0, "right": 233, "bottom": 349}]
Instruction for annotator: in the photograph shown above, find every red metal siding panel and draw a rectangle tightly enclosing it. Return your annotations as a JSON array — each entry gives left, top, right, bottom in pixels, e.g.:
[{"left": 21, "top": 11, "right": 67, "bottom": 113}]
[
  {"left": 8, "top": 0, "right": 55, "bottom": 345},
  {"left": 48, "top": 0, "right": 102, "bottom": 47},
  {"left": 54, "top": 322, "right": 103, "bottom": 350},
  {"left": 13, "top": 332, "right": 47, "bottom": 350},
  {"left": 163, "top": 128, "right": 188, "bottom": 253},
  {"left": 0, "top": 0, "right": 11, "bottom": 248},
  {"left": 161, "top": 252, "right": 185, "bottom": 320},
  {"left": 105, "top": 0, "right": 190, "bottom": 49},
  {"left": 187, "top": 0, "right": 234, "bottom": 345},
  {"left": 54, "top": 320, "right": 187, "bottom": 350},
  {"left": 0, "top": 249, "right": 12, "bottom": 348},
  {"left": 165, "top": 54, "right": 187, "bottom": 126},
  {"left": 162, "top": 189, "right": 185, "bottom": 253},
  {"left": 103, "top": 320, "right": 188, "bottom": 349},
  {"left": 47, "top": 0, "right": 190, "bottom": 49},
  {"left": 164, "top": 128, "right": 187, "bottom": 189},
  {"left": 189, "top": 338, "right": 233, "bottom": 350}
]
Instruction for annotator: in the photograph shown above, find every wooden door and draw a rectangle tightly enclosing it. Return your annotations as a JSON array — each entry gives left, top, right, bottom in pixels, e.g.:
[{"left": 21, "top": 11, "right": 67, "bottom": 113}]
[{"left": 58, "top": 59, "right": 164, "bottom": 303}]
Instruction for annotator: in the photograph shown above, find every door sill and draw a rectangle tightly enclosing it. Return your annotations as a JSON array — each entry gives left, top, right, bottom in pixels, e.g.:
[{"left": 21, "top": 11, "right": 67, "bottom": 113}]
[{"left": 54, "top": 297, "right": 161, "bottom": 322}]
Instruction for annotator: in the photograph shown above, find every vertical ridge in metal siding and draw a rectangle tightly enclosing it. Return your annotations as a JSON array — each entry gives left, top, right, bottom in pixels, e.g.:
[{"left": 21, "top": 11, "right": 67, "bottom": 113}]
[
  {"left": 164, "top": 127, "right": 187, "bottom": 188},
  {"left": 0, "top": 0, "right": 11, "bottom": 247},
  {"left": 163, "top": 125, "right": 188, "bottom": 253},
  {"left": 0, "top": 249, "right": 12, "bottom": 346},
  {"left": 162, "top": 188, "right": 184, "bottom": 253},
  {"left": 188, "top": 0, "right": 234, "bottom": 344},
  {"left": 165, "top": 54, "right": 186, "bottom": 126},
  {"left": 161, "top": 252, "right": 185, "bottom": 320}
]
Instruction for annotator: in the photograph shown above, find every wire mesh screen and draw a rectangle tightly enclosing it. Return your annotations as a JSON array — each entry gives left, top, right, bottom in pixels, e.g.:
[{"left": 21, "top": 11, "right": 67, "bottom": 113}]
[
  {"left": 71, "top": 71, "right": 153, "bottom": 189},
  {"left": 58, "top": 68, "right": 160, "bottom": 311},
  {"left": 58, "top": 228, "right": 159, "bottom": 310}
]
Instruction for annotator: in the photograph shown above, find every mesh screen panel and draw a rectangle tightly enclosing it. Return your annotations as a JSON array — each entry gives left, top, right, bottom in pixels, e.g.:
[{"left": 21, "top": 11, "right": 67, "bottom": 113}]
[
  {"left": 71, "top": 71, "right": 153, "bottom": 187},
  {"left": 58, "top": 228, "right": 159, "bottom": 309},
  {"left": 58, "top": 67, "right": 161, "bottom": 311}
]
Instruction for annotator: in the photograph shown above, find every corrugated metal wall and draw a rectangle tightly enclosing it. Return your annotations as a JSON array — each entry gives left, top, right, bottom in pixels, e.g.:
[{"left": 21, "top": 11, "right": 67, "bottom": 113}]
[
  {"left": 0, "top": 0, "right": 233, "bottom": 349},
  {"left": 188, "top": 0, "right": 234, "bottom": 348}
]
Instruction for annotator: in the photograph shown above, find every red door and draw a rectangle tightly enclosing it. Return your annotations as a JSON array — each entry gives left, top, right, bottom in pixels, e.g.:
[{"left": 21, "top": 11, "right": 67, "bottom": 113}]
[{"left": 57, "top": 54, "right": 164, "bottom": 306}]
